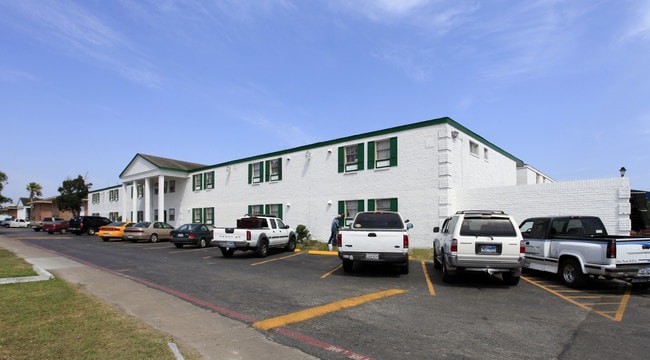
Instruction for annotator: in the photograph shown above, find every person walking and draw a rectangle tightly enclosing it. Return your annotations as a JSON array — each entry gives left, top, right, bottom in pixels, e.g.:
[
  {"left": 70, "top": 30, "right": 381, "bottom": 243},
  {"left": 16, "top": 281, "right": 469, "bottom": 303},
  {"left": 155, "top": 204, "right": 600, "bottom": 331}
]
[{"left": 328, "top": 214, "right": 342, "bottom": 251}]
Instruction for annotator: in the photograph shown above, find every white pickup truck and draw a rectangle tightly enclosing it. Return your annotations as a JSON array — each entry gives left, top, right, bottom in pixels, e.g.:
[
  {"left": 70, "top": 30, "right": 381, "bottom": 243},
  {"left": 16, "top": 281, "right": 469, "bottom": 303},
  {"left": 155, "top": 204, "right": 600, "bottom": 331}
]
[
  {"left": 520, "top": 216, "right": 650, "bottom": 288},
  {"left": 337, "top": 211, "right": 412, "bottom": 274},
  {"left": 212, "top": 215, "right": 297, "bottom": 258}
]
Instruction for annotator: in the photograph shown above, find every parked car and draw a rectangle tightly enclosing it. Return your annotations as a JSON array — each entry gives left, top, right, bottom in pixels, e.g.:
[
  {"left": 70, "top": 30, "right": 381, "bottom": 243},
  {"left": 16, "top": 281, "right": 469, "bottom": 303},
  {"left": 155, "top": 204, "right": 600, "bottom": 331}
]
[
  {"left": 42, "top": 219, "right": 69, "bottom": 234},
  {"left": 4, "top": 218, "right": 30, "bottom": 228},
  {"left": 68, "top": 216, "right": 112, "bottom": 235},
  {"left": 36, "top": 217, "right": 65, "bottom": 233},
  {"left": 170, "top": 223, "right": 216, "bottom": 248},
  {"left": 0, "top": 216, "right": 14, "bottom": 227},
  {"left": 433, "top": 210, "right": 525, "bottom": 285},
  {"left": 123, "top": 221, "right": 174, "bottom": 243},
  {"left": 97, "top": 221, "right": 135, "bottom": 241}
]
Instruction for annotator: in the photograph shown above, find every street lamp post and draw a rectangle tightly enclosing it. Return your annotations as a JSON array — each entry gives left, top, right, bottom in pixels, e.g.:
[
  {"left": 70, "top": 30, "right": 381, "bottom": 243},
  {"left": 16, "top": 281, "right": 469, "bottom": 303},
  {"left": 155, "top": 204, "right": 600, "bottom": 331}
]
[{"left": 619, "top": 167, "right": 627, "bottom": 177}]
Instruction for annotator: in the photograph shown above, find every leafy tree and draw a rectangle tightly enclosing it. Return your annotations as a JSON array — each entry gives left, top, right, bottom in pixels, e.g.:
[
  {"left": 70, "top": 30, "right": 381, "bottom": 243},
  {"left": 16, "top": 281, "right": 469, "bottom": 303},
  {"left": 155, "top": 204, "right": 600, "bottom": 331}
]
[
  {"left": 0, "top": 171, "right": 12, "bottom": 206},
  {"left": 26, "top": 182, "right": 43, "bottom": 202},
  {"left": 56, "top": 175, "right": 92, "bottom": 216}
]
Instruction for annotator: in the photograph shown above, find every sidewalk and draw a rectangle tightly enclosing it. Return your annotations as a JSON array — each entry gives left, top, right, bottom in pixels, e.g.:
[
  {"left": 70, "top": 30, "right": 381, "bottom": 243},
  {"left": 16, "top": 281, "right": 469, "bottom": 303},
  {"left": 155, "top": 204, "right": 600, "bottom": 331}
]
[{"left": 0, "top": 235, "right": 317, "bottom": 360}]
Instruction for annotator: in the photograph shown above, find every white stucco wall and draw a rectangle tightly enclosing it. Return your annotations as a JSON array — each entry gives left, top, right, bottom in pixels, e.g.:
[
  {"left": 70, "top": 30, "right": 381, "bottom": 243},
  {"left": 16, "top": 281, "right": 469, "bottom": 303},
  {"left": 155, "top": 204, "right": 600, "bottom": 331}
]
[{"left": 87, "top": 118, "right": 630, "bottom": 249}]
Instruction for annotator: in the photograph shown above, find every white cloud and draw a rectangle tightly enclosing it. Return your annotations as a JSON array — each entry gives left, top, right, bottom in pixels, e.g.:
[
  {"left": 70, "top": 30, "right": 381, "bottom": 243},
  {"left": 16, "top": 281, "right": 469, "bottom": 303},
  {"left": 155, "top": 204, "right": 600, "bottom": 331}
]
[
  {"left": 2, "top": 0, "right": 162, "bottom": 88},
  {"left": 621, "top": 1, "right": 650, "bottom": 41},
  {"left": 0, "top": 67, "right": 37, "bottom": 84}
]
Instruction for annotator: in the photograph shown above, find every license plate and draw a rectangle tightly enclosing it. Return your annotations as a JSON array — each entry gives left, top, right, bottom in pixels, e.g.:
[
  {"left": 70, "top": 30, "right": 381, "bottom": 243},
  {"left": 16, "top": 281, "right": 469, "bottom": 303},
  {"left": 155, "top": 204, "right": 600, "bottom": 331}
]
[
  {"left": 480, "top": 245, "right": 497, "bottom": 254},
  {"left": 226, "top": 242, "right": 235, "bottom": 247},
  {"left": 177, "top": 234, "right": 184, "bottom": 238},
  {"left": 365, "top": 253, "right": 379, "bottom": 260},
  {"left": 638, "top": 267, "right": 650, "bottom": 276}
]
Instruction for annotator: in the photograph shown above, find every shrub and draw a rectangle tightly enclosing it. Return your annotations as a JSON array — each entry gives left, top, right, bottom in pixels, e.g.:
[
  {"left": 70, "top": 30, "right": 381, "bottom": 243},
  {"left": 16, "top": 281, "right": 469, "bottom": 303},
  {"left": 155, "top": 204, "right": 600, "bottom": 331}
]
[{"left": 296, "top": 224, "right": 311, "bottom": 243}]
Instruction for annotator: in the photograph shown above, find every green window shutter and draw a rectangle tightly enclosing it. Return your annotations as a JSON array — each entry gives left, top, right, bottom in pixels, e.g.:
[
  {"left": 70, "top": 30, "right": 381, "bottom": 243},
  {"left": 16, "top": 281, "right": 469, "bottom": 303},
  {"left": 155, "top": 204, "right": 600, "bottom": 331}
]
[
  {"left": 357, "top": 143, "right": 365, "bottom": 171},
  {"left": 259, "top": 161, "right": 264, "bottom": 182},
  {"left": 367, "top": 199, "right": 375, "bottom": 211},
  {"left": 202, "top": 173, "right": 205, "bottom": 189},
  {"left": 277, "top": 205, "right": 283, "bottom": 219},
  {"left": 390, "top": 198, "right": 398, "bottom": 211},
  {"left": 338, "top": 201, "right": 345, "bottom": 216},
  {"left": 367, "top": 141, "right": 375, "bottom": 170},
  {"left": 265, "top": 204, "right": 270, "bottom": 215},
  {"left": 248, "top": 205, "right": 253, "bottom": 215},
  {"left": 265, "top": 160, "right": 270, "bottom": 182},
  {"left": 277, "top": 157, "right": 283, "bottom": 181},
  {"left": 338, "top": 146, "right": 345, "bottom": 173},
  {"left": 390, "top": 137, "right": 398, "bottom": 167},
  {"left": 248, "top": 164, "right": 253, "bottom": 184},
  {"left": 358, "top": 200, "right": 365, "bottom": 212}
]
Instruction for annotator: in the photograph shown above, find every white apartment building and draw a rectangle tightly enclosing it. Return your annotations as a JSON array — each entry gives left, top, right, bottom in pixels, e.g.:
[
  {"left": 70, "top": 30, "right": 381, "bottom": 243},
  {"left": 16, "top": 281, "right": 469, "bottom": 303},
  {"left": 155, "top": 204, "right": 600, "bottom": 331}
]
[{"left": 88, "top": 117, "right": 631, "bottom": 248}]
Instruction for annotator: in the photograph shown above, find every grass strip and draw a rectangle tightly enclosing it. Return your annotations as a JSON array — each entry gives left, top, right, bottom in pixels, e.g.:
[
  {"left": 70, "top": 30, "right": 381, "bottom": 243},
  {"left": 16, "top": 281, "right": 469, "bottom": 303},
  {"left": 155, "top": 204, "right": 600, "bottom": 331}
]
[
  {"left": 0, "top": 248, "right": 37, "bottom": 278},
  {"left": 0, "top": 249, "right": 196, "bottom": 359}
]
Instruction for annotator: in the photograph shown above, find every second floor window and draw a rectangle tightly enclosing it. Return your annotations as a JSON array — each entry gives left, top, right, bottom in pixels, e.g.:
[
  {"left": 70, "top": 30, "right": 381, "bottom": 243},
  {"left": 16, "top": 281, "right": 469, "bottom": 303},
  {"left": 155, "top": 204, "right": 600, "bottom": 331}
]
[
  {"left": 193, "top": 174, "right": 202, "bottom": 191},
  {"left": 205, "top": 171, "right": 215, "bottom": 189}
]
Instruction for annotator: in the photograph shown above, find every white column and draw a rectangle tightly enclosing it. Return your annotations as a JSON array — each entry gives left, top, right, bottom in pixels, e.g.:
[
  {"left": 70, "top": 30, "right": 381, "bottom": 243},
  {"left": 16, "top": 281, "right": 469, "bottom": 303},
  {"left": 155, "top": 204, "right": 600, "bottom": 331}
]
[
  {"left": 158, "top": 175, "right": 165, "bottom": 223},
  {"left": 122, "top": 183, "right": 128, "bottom": 221},
  {"left": 131, "top": 181, "right": 138, "bottom": 222},
  {"left": 144, "top": 178, "right": 151, "bottom": 221}
]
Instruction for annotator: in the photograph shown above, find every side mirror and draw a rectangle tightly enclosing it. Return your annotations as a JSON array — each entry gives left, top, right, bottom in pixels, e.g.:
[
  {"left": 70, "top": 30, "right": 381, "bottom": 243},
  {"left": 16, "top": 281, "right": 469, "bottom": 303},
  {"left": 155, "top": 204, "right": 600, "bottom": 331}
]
[
  {"left": 406, "top": 223, "right": 414, "bottom": 229},
  {"left": 433, "top": 226, "right": 440, "bottom": 233}
]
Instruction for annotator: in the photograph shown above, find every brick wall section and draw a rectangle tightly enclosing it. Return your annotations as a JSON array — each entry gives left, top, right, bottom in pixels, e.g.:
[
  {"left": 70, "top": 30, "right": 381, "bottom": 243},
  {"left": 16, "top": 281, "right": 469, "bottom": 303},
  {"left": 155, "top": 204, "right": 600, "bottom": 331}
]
[{"left": 454, "top": 177, "right": 631, "bottom": 236}]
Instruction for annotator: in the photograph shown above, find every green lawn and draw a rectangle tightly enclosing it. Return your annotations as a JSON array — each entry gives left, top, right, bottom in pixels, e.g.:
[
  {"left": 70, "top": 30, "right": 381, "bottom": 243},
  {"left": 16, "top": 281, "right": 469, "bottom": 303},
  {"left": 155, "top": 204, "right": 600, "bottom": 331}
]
[{"left": 0, "top": 248, "right": 197, "bottom": 360}]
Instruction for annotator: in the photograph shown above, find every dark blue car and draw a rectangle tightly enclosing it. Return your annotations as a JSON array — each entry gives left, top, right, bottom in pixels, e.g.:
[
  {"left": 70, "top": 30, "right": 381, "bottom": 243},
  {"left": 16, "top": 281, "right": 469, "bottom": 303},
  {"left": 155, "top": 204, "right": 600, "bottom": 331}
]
[{"left": 169, "top": 223, "right": 215, "bottom": 248}]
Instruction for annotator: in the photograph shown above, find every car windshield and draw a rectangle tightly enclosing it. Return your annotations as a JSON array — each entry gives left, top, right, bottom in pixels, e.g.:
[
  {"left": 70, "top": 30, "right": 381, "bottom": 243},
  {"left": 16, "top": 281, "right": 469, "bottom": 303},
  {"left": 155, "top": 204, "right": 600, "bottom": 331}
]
[
  {"left": 177, "top": 224, "right": 197, "bottom": 231},
  {"left": 107, "top": 222, "right": 125, "bottom": 226},
  {"left": 353, "top": 212, "right": 404, "bottom": 229},
  {"left": 460, "top": 217, "right": 517, "bottom": 237}
]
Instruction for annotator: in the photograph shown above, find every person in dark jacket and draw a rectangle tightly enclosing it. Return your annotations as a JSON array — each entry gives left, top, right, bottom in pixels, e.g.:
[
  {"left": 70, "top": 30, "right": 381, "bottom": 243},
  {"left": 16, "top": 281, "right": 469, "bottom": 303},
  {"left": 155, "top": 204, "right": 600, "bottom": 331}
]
[{"left": 328, "top": 214, "right": 342, "bottom": 251}]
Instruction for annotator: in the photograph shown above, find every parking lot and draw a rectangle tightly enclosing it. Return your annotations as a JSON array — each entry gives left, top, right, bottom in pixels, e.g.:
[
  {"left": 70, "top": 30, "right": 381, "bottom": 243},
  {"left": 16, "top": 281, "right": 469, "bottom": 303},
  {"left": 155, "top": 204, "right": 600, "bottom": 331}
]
[{"left": 4, "top": 228, "right": 650, "bottom": 360}]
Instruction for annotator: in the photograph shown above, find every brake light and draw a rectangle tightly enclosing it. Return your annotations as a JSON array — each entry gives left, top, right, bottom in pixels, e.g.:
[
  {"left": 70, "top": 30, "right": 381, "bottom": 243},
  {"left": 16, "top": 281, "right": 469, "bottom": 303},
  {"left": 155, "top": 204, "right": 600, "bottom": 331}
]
[
  {"left": 607, "top": 240, "right": 616, "bottom": 258},
  {"left": 246, "top": 230, "right": 252, "bottom": 241},
  {"left": 403, "top": 234, "right": 409, "bottom": 248},
  {"left": 451, "top": 238, "right": 458, "bottom": 253},
  {"left": 337, "top": 233, "right": 342, "bottom": 247},
  {"left": 189, "top": 233, "right": 195, "bottom": 239},
  {"left": 520, "top": 240, "right": 525, "bottom": 254}
]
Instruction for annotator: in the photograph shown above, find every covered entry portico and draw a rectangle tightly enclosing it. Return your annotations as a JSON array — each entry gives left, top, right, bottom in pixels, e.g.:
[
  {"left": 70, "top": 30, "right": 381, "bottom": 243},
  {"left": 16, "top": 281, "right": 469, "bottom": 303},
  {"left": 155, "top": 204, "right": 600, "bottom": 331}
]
[{"left": 119, "top": 154, "right": 207, "bottom": 224}]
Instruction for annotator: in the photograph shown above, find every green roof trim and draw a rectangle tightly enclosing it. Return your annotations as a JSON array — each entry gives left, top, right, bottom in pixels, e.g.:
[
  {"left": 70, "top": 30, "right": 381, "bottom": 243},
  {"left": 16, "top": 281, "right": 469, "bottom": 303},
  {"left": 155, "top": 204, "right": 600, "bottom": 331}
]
[{"left": 193, "top": 117, "right": 523, "bottom": 172}]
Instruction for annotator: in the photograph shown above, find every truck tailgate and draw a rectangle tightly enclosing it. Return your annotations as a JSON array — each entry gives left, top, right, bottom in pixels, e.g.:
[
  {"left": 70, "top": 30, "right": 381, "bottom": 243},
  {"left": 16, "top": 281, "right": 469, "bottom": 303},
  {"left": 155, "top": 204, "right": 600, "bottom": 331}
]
[
  {"left": 340, "top": 229, "right": 406, "bottom": 253},
  {"left": 616, "top": 238, "right": 650, "bottom": 264}
]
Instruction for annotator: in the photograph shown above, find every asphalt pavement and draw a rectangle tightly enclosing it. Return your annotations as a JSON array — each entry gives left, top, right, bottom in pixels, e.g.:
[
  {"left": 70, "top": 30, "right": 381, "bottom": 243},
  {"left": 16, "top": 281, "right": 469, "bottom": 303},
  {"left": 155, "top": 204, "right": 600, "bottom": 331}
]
[{"left": 0, "top": 234, "right": 317, "bottom": 360}]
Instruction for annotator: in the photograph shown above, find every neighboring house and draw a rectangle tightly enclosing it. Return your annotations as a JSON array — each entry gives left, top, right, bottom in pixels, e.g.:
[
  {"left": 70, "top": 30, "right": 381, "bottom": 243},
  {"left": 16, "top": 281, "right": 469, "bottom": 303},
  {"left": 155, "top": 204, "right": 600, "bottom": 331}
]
[
  {"left": 28, "top": 196, "right": 75, "bottom": 221},
  {"left": 87, "top": 117, "right": 631, "bottom": 248}
]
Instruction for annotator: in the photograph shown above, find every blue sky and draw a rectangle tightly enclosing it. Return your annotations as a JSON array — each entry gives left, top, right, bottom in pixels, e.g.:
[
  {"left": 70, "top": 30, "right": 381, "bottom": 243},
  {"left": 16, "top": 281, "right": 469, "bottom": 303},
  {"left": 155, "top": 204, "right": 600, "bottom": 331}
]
[{"left": 1, "top": 0, "right": 649, "bottom": 203}]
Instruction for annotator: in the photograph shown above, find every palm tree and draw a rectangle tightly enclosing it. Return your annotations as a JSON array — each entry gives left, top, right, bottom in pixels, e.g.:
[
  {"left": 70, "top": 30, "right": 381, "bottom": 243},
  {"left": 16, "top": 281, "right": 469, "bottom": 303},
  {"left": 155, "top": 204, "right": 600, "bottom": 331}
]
[{"left": 26, "top": 182, "right": 43, "bottom": 202}]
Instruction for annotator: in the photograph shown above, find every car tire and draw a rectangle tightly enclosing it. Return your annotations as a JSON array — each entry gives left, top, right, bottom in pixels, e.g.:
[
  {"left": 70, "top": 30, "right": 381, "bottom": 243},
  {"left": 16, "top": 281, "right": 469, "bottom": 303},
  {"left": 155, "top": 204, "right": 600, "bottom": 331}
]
[
  {"left": 285, "top": 236, "right": 296, "bottom": 252},
  {"left": 502, "top": 271, "right": 520, "bottom": 286},
  {"left": 220, "top": 248, "right": 235, "bottom": 258},
  {"left": 88, "top": 229, "right": 96, "bottom": 235},
  {"left": 255, "top": 239, "right": 269, "bottom": 258},
  {"left": 175, "top": 243, "right": 184, "bottom": 248},
  {"left": 198, "top": 238, "right": 207, "bottom": 248},
  {"left": 433, "top": 247, "right": 442, "bottom": 270},
  {"left": 342, "top": 259, "right": 354, "bottom": 273},
  {"left": 560, "top": 258, "right": 586, "bottom": 287},
  {"left": 150, "top": 234, "right": 159, "bottom": 243},
  {"left": 60, "top": 229, "right": 67, "bottom": 234},
  {"left": 400, "top": 261, "right": 410, "bottom": 275},
  {"left": 441, "top": 254, "right": 454, "bottom": 283}
]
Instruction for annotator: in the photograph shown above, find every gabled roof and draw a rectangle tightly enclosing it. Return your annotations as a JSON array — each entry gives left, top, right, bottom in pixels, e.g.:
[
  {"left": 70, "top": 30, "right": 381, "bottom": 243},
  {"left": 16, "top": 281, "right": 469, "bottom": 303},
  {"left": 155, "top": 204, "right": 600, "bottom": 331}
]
[{"left": 119, "top": 153, "right": 207, "bottom": 178}]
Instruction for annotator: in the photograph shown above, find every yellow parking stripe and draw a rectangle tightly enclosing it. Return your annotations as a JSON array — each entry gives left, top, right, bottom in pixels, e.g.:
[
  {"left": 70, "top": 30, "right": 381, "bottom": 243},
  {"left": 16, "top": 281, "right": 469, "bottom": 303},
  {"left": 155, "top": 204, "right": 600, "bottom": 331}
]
[
  {"left": 321, "top": 264, "right": 341, "bottom": 278},
  {"left": 253, "top": 289, "right": 407, "bottom": 331},
  {"left": 421, "top": 261, "right": 436, "bottom": 296},
  {"left": 522, "top": 276, "right": 631, "bottom": 322}
]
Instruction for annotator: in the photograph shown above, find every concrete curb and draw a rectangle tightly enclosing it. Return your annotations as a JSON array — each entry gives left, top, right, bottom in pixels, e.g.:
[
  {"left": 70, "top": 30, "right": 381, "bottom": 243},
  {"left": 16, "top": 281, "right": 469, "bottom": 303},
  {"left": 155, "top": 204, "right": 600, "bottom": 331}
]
[{"left": 0, "top": 264, "right": 54, "bottom": 285}]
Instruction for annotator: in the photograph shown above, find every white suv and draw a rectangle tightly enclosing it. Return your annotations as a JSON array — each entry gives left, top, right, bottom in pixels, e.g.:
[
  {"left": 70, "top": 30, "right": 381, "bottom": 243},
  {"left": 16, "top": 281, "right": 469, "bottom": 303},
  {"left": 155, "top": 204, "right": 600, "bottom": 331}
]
[{"left": 433, "top": 210, "right": 524, "bottom": 285}]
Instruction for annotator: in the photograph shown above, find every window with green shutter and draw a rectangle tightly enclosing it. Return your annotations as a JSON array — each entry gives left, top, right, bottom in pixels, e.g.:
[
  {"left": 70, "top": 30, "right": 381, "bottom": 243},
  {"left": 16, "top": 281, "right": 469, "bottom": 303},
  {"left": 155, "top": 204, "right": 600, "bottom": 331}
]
[
  {"left": 248, "top": 162, "right": 264, "bottom": 184},
  {"left": 338, "top": 143, "right": 364, "bottom": 173},
  {"left": 368, "top": 137, "right": 398, "bottom": 169},
  {"left": 192, "top": 174, "right": 203, "bottom": 191}
]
